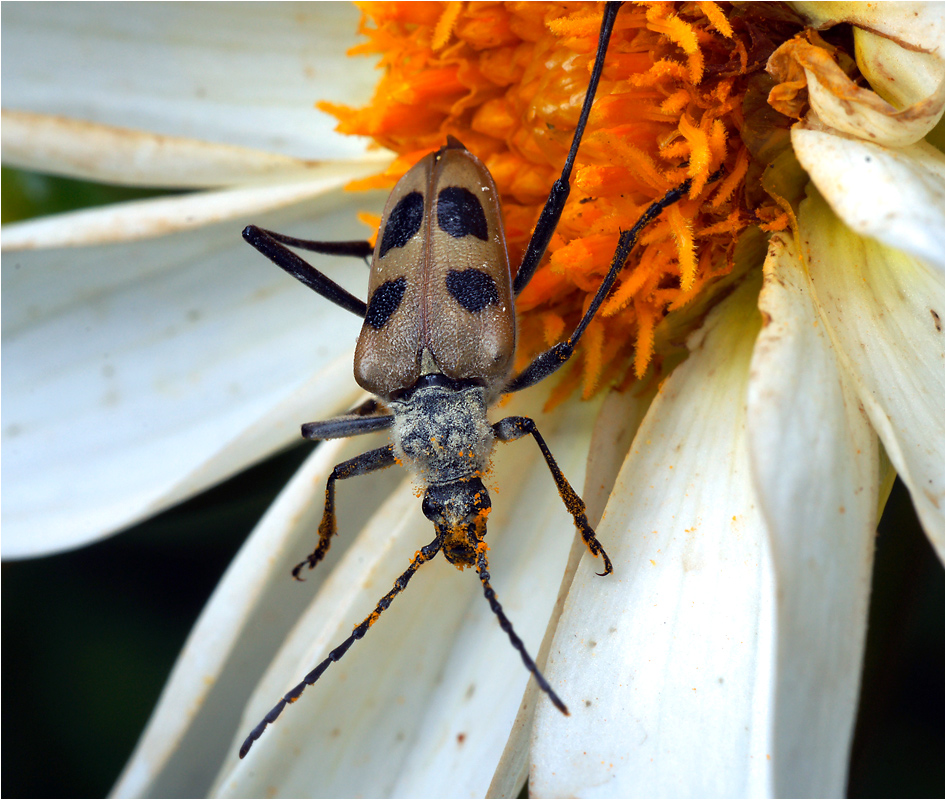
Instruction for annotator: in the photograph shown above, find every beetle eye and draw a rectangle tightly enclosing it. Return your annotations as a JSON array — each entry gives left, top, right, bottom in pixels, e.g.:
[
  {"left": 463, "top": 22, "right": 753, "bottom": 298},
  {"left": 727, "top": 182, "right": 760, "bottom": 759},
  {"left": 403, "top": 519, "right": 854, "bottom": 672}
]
[{"left": 422, "top": 491, "right": 443, "bottom": 521}]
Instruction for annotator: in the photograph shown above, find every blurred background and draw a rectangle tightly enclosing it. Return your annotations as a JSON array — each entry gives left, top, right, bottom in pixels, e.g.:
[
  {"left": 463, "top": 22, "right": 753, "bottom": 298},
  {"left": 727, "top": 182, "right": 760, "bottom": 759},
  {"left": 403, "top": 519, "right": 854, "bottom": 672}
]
[{"left": 2, "top": 169, "right": 943, "bottom": 798}]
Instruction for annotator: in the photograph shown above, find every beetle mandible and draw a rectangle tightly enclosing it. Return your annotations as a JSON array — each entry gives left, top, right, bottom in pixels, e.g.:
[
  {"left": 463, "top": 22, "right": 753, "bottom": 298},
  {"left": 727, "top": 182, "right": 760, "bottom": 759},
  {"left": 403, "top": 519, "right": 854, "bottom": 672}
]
[{"left": 239, "top": 1, "right": 716, "bottom": 758}]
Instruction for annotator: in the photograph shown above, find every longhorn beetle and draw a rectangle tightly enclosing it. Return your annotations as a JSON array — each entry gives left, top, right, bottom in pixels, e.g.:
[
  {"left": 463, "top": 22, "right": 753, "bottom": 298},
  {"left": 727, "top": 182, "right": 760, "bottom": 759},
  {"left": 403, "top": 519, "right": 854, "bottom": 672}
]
[{"left": 240, "top": 2, "right": 718, "bottom": 758}]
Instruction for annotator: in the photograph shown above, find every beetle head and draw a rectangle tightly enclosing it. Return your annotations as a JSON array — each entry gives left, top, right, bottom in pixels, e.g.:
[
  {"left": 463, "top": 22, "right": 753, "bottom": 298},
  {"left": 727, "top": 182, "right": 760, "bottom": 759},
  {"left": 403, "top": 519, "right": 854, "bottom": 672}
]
[{"left": 422, "top": 478, "right": 491, "bottom": 568}]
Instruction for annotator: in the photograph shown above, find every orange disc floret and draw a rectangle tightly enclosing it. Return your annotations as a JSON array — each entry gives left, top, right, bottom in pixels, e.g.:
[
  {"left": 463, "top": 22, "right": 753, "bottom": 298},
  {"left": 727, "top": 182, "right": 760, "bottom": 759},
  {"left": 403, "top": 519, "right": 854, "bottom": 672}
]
[{"left": 323, "top": 2, "right": 799, "bottom": 396}]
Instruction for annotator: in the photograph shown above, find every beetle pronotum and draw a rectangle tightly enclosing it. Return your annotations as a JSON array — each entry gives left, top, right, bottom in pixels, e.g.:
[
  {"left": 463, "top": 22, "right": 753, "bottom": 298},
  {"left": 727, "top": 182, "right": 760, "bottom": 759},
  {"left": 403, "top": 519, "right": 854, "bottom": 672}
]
[{"left": 239, "top": 1, "right": 718, "bottom": 758}]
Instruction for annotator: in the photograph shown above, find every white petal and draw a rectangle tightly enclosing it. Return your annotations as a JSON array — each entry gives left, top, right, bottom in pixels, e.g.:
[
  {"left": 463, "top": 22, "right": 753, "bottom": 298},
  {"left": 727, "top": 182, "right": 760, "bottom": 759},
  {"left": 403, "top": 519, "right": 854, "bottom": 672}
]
[
  {"left": 211, "top": 387, "right": 601, "bottom": 798},
  {"left": 112, "top": 431, "right": 402, "bottom": 797},
  {"left": 1, "top": 190, "right": 383, "bottom": 557},
  {"left": 791, "top": 128, "right": 945, "bottom": 269},
  {"left": 488, "top": 386, "right": 658, "bottom": 799},
  {"left": 855, "top": 28, "right": 945, "bottom": 109},
  {"left": 1, "top": 2, "right": 376, "bottom": 162},
  {"left": 800, "top": 186, "right": 946, "bottom": 558},
  {"left": 532, "top": 275, "right": 777, "bottom": 797},
  {"left": 1, "top": 159, "right": 392, "bottom": 249},
  {"left": 748, "top": 232, "right": 878, "bottom": 796},
  {"left": 1, "top": 110, "right": 393, "bottom": 189},
  {"left": 793, "top": 2, "right": 945, "bottom": 57}
]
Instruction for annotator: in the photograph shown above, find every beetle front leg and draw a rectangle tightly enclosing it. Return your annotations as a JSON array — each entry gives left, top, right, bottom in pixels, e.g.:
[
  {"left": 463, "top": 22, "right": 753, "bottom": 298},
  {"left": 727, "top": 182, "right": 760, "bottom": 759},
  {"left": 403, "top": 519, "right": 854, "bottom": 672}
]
[
  {"left": 293, "top": 445, "right": 398, "bottom": 580},
  {"left": 301, "top": 412, "right": 393, "bottom": 441},
  {"left": 493, "top": 416, "right": 612, "bottom": 576}
]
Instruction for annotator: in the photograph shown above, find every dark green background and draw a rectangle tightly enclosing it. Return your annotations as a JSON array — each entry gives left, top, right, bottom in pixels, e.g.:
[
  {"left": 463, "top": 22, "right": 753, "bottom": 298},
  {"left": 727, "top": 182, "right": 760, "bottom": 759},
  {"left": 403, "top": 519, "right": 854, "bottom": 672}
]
[{"left": 2, "top": 170, "right": 943, "bottom": 797}]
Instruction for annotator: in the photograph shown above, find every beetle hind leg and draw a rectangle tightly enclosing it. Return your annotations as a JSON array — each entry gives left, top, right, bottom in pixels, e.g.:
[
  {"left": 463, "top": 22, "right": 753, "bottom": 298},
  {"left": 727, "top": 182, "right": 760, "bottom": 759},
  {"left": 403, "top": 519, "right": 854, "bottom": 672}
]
[
  {"left": 493, "top": 416, "right": 613, "bottom": 576},
  {"left": 242, "top": 225, "right": 369, "bottom": 318}
]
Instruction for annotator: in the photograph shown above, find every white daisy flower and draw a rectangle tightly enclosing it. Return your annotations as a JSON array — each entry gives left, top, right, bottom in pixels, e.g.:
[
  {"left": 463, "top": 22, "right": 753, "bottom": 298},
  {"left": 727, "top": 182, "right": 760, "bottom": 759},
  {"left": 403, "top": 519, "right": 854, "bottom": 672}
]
[{"left": 2, "top": 3, "right": 942, "bottom": 797}]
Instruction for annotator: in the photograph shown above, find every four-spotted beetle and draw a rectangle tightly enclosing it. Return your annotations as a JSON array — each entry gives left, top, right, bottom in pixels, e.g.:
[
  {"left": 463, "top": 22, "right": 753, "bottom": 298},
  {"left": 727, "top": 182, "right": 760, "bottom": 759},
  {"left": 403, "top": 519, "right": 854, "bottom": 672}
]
[{"left": 239, "top": 2, "right": 714, "bottom": 758}]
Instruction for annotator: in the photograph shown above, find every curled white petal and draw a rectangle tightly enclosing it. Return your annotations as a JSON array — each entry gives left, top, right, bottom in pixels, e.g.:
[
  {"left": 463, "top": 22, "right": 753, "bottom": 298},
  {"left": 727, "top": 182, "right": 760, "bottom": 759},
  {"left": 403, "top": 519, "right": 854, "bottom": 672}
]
[
  {"left": 855, "top": 28, "right": 945, "bottom": 109},
  {"left": 1, "top": 110, "right": 393, "bottom": 190},
  {"left": 791, "top": 128, "right": 945, "bottom": 270},
  {"left": 1, "top": 159, "right": 393, "bottom": 249},
  {"left": 793, "top": 2, "right": 945, "bottom": 57},
  {"left": 767, "top": 36, "right": 945, "bottom": 147}
]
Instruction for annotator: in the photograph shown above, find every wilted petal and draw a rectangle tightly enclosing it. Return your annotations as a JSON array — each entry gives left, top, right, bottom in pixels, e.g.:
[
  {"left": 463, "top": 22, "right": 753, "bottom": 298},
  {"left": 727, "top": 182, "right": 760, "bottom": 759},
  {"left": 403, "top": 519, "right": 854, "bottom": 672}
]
[
  {"left": 791, "top": 128, "right": 945, "bottom": 269},
  {"left": 800, "top": 186, "right": 946, "bottom": 558},
  {"left": 2, "top": 190, "right": 383, "bottom": 557},
  {"left": 1, "top": 2, "right": 375, "bottom": 168},
  {"left": 2, "top": 158, "right": 392, "bottom": 248},
  {"left": 767, "top": 36, "right": 944, "bottom": 147},
  {"left": 532, "top": 275, "right": 776, "bottom": 797},
  {"left": 1, "top": 110, "right": 392, "bottom": 189},
  {"left": 748, "top": 232, "right": 877, "bottom": 796},
  {"left": 854, "top": 27, "right": 944, "bottom": 109},
  {"left": 213, "top": 388, "right": 600, "bottom": 798},
  {"left": 793, "top": 2, "right": 945, "bottom": 57}
]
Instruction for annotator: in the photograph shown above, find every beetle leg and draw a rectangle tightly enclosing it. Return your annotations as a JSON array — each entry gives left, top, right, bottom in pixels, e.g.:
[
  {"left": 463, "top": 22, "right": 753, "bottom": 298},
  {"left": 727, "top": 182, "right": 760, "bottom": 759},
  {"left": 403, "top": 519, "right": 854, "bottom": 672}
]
[
  {"left": 344, "top": 397, "right": 386, "bottom": 417},
  {"left": 493, "top": 416, "right": 613, "bottom": 576},
  {"left": 247, "top": 226, "right": 373, "bottom": 260},
  {"left": 474, "top": 544, "right": 569, "bottom": 715},
  {"left": 512, "top": 1, "right": 621, "bottom": 296},
  {"left": 243, "top": 225, "right": 369, "bottom": 317},
  {"left": 301, "top": 413, "right": 393, "bottom": 441},
  {"left": 292, "top": 445, "right": 398, "bottom": 580},
  {"left": 240, "top": 532, "right": 443, "bottom": 759}
]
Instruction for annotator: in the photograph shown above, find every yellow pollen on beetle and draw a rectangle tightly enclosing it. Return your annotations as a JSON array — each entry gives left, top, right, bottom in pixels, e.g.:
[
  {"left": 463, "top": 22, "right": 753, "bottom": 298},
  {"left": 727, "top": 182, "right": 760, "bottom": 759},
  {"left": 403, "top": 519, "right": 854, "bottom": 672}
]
[{"left": 324, "top": 2, "right": 795, "bottom": 397}]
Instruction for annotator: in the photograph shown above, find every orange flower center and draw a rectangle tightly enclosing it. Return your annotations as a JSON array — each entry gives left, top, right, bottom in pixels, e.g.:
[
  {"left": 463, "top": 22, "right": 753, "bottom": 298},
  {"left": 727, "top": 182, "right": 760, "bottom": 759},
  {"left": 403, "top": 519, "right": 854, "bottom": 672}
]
[{"left": 321, "top": 1, "right": 796, "bottom": 401}]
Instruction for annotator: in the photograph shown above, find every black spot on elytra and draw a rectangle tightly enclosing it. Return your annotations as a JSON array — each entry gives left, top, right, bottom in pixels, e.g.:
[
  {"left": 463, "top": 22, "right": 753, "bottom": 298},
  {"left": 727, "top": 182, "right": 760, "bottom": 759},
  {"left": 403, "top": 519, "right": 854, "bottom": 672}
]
[
  {"left": 437, "top": 186, "right": 488, "bottom": 241},
  {"left": 365, "top": 277, "right": 406, "bottom": 329},
  {"left": 379, "top": 192, "right": 423, "bottom": 258},
  {"left": 446, "top": 268, "right": 499, "bottom": 313}
]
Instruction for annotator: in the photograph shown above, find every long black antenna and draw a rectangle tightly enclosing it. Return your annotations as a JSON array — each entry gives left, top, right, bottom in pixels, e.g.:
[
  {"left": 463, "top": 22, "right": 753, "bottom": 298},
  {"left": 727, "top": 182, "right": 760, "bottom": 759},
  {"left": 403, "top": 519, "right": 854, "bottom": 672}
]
[
  {"left": 513, "top": 1, "right": 623, "bottom": 296},
  {"left": 475, "top": 546, "right": 569, "bottom": 715},
  {"left": 239, "top": 536, "right": 443, "bottom": 758}
]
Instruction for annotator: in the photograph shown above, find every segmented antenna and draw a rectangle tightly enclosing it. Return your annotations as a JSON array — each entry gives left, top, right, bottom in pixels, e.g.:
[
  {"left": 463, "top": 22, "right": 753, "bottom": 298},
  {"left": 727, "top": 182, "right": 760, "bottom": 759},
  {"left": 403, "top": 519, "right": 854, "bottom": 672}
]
[
  {"left": 475, "top": 546, "right": 569, "bottom": 715},
  {"left": 239, "top": 536, "right": 442, "bottom": 758}
]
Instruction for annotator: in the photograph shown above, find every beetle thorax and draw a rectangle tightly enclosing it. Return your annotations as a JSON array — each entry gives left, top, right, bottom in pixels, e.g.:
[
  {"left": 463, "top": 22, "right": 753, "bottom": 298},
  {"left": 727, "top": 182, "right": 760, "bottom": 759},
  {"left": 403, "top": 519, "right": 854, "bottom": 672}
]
[{"left": 388, "top": 382, "right": 494, "bottom": 486}]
